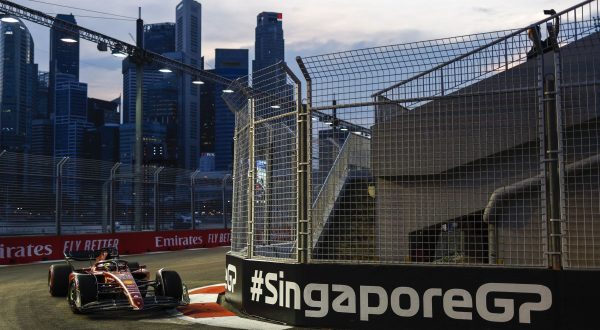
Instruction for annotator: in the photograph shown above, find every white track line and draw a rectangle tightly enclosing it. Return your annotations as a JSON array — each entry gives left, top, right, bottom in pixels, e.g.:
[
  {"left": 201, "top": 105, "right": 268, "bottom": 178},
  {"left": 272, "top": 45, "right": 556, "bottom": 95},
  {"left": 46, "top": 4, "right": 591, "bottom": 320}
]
[
  {"left": 156, "top": 283, "right": 291, "bottom": 330},
  {"left": 189, "top": 293, "right": 219, "bottom": 304}
]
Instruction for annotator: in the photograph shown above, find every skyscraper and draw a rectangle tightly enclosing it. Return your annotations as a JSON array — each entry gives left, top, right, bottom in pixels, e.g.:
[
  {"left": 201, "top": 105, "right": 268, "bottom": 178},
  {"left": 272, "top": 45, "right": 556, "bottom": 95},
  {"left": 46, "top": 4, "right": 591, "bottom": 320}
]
[
  {"left": 253, "top": 12, "right": 284, "bottom": 73},
  {"left": 54, "top": 74, "right": 90, "bottom": 200},
  {"left": 144, "top": 23, "right": 175, "bottom": 55},
  {"left": 119, "top": 122, "right": 167, "bottom": 166},
  {"left": 84, "top": 97, "right": 120, "bottom": 163},
  {"left": 54, "top": 74, "right": 90, "bottom": 159},
  {"left": 122, "top": 22, "right": 178, "bottom": 166},
  {"left": 83, "top": 124, "right": 120, "bottom": 163},
  {"left": 146, "top": 78, "right": 178, "bottom": 166},
  {"left": 121, "top": 59, "right": 166, "bottom": 125},
  {"left": 213, "top": 49, "right": 248, "bottom": 171},
  {"left": 176, "top": 0, "right": 202, "bottom": 66},
  {"left": 122, "top": 22, "right": 175, "bottom": 125},
  {"left": 176, "top": 0, "right": 202, "bottom": 169},
  {"left": 49, "top": 14, "right": 79, "bottom": 119},
  {"left": 31, "top": 71, "right": 52, "bottom": 156},
  {"left": 0, "top": 17, "right": 36, "bottom": 153},
  {"left": 252, "top": 11, "right": 288, "bottom": 108},
  {"left": 87, "top": 97, "right": 120, "bottom": 128},
  {"left": 30, "top": 119, "right": 53, "bottom": 156},
  {"left": 34, "top": 71, "right": 49, "bottom": 120}
]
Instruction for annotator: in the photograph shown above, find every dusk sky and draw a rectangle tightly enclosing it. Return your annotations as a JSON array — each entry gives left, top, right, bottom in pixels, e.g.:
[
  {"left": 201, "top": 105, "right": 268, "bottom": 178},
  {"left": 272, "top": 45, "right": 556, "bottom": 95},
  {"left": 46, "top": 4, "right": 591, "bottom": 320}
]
[{"left": 13, "top": 0, "right": 579, "bottom": 99}]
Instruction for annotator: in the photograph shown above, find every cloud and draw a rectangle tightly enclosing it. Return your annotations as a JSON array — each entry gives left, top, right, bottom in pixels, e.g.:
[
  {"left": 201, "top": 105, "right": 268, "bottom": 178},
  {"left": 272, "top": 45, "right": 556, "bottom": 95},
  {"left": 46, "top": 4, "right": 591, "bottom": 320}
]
[
  {"left": 14, "top": 0, "right": 580, "bottom": 99},
  {"left": 473, "top": 7, "right": 495, "bottom": 14},
  {"left": 288, "top": 29, "right": 429, "bottom": 58}
]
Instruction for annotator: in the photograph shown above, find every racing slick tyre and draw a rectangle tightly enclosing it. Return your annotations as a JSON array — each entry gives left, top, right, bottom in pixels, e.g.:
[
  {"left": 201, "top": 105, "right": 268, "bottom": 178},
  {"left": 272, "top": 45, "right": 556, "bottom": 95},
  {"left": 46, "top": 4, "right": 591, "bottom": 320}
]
[
  {"left": 68, "top": 274, "right": 98, "bottom": 314},
  {"left": 48, "top": 264, "right": 72, "bottom": 297},
  {"left": 157, "top": 270, "right": 183, "bottom": 301}
]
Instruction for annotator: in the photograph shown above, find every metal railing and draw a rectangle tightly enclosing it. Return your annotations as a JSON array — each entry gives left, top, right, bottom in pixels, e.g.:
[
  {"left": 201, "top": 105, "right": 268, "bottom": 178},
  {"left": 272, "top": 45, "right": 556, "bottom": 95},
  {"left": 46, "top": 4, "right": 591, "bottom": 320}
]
[{"left": 0, "top": 151, "right": 232, "bottom": 236}]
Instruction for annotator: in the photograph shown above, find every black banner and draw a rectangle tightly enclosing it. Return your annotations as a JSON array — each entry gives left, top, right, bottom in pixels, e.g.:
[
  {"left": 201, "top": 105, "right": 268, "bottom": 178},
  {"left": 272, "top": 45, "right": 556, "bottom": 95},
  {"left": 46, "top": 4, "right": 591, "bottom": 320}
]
[
  {"left": 225, "top": 254, "right": 599, "bottom": 329},
  {"left": 224, "top": 253, "right": 244, "bottom": 308}
]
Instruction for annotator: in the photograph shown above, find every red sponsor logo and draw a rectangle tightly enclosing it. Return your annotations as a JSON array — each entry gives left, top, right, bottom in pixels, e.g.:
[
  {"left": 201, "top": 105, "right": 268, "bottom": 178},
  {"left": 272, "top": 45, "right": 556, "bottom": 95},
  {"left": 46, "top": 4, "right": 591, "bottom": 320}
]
[
  {"left": 0, "top": 243, "right": 52, "bottom": 259},
  {"left": 155, "top": 235, "right": 203, "bottom": 248}
]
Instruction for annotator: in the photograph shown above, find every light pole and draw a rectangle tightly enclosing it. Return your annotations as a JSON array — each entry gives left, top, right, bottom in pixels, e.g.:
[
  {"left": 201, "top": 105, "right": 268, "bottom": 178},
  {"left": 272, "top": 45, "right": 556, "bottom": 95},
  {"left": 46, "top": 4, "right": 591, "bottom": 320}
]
[
  {"left": 133, "top": 8, "right": 144, "bottom": 231},
  {"left": 190, "top": 170, "right": 201, "bottom": 230}
]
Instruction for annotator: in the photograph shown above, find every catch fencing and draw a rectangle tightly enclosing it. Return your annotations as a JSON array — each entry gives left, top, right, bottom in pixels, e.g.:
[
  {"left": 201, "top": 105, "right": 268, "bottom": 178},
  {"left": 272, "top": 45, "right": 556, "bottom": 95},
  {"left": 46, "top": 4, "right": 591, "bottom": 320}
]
[
  {"left": 0, "top": 151, "right": 232, "bottom": 236},
  {"left": 225, "top": 63, "right": 306, "bottom": 262},
  {"left": 231, "top": 0, "right": 600, "bottom": 269}
]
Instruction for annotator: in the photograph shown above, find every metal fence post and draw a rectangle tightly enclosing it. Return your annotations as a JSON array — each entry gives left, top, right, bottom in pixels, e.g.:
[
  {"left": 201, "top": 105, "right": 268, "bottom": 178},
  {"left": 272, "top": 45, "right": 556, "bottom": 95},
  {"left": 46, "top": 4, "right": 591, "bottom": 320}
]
[
  {"left": 55, "top": 157, "right": 69, "bottom": 236},
  {"left": 153, "top": 166, "right": 164, "bottom": 231},
  {"left": 297, "top": 83, "right": 309, "bottom": 264},
  {"left": 222, "top": 173, "right": 232, "bottom": 229},
  {"left": 545, "top": 72, "right": 563, "bottom": 270},
  {"left": 248, "top": 98, "right": 256, "bottom": 258},
  {"left": 190, "top": 169, "right": 201, "bottom": 231},
  {"left": 109, "top": 162, "right": 120, "bottom": 233},
  {"left": 296, "top": 57, "right": 312, "bottom": 263},
  {"left": 530, "top": 25, "right": 560, "bottom": 270},
  {"left": 553, "top": 49, "right": 568, "bottom": 268},
  {"left": 532, "top": 20, "right": 563, "bottom": 270}
]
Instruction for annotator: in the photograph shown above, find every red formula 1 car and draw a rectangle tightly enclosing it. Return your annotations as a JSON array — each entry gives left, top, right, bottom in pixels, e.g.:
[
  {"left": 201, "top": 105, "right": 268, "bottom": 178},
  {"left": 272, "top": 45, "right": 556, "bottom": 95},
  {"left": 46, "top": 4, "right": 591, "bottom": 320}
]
[{"left": 47, "top": 248, "right": 189, "bottom": 313}]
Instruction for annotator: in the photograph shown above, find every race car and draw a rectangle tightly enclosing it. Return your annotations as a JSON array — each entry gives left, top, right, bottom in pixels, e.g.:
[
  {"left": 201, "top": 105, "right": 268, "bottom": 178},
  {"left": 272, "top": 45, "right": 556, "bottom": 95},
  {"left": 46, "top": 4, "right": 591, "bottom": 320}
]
[{"left": 47, "top": 247, "right": 189, "bottom": 313}]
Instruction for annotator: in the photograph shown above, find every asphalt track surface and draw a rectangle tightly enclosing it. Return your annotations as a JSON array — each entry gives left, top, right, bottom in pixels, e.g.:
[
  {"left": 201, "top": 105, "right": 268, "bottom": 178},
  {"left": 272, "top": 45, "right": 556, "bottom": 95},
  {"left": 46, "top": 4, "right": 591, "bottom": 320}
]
[{"left": 0, "top": 247, "right": 235, "bottom": 330}]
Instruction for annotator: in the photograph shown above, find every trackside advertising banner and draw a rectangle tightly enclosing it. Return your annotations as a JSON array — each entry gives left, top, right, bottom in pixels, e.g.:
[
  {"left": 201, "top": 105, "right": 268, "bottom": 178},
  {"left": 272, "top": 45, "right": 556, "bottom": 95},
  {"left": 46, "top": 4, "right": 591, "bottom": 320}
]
[
  {"left": 225, "top": 255, "right": 600, "bottom": 330},
  {"left": 0, "top": 229, "right": 230, "bottom": 265}
]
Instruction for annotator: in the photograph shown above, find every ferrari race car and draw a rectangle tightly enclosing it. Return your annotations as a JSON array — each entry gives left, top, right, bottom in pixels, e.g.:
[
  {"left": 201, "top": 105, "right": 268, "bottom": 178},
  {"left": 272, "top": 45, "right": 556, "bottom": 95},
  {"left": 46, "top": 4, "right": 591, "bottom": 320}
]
[{"left": 47, "top": 248, "right": 189, "bottom": 313}]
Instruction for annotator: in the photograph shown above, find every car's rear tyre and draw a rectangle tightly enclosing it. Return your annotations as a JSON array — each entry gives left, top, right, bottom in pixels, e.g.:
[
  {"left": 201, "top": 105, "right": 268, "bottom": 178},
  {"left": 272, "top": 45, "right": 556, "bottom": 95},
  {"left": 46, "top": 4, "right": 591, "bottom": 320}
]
[
  {"left": 68, "top": 275, "right": 97, "bottom": 314},
  {"left": 48, "top": 264, "right": 72, "bottom": 297},
  {"left": 156, "top": 270, "right": 183, "bottom": 301}
]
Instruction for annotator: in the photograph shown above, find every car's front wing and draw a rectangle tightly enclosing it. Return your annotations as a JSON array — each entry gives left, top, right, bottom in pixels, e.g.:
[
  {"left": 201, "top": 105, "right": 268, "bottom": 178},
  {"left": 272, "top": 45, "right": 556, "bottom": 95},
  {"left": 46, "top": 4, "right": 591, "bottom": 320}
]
[{"left": 77, "top": 295, "right": 184, "bottom": 312}]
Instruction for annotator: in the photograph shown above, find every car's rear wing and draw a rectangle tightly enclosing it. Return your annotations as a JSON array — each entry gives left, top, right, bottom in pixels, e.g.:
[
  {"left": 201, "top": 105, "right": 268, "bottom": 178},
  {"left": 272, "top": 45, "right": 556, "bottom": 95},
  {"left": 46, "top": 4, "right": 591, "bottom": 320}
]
[{"left": 64, "top": 247, "right": 119, "bottom": 262}]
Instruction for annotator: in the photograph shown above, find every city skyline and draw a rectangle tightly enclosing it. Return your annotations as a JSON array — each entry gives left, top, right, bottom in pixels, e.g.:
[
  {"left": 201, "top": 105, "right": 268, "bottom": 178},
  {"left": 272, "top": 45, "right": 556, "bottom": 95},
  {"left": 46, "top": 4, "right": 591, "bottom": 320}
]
[
  {"left": 12, "top": 0, "right": 579, "bottom": 100},
  {"left": 0, "top": 16, "right": 35, "bottom": 153}
]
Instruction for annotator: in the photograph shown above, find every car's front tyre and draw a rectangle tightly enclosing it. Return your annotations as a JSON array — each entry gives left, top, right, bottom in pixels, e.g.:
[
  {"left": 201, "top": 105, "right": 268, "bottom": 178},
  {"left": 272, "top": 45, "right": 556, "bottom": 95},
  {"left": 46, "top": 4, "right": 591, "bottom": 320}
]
[
  {"left": 156, "top": 269, "right": 184, "bottom": 301},
  {"left": 67, "top": 275, "right": 97, "bottom": 314}
]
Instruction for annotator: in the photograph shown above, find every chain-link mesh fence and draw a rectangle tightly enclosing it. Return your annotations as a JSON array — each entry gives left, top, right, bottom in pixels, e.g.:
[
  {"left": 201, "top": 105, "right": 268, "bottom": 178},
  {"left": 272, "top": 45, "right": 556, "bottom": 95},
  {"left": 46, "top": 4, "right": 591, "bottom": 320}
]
[
  {"left": 301, "top": 31, "right": 547, "bottom": 266},
  {"left": 231, "top": 103, "right": 251, "bottom": 255},
  {"left": 0, "top": 151, "right": 55, "bottom": 235},
  {"left": 0, "top": 151, "right": 232, "bottom": 236},
  {"left": 294, "top": 1, "right": 600, "bottom": 268},
  {"left": 226, "top": 62, "right": 302, "bottom": 262},
  {"left": 558, "top": 3, "right": 600, "bottom": 269},
  {"left": 225, "top": 1, "right": 600, "bottom": 269}
]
